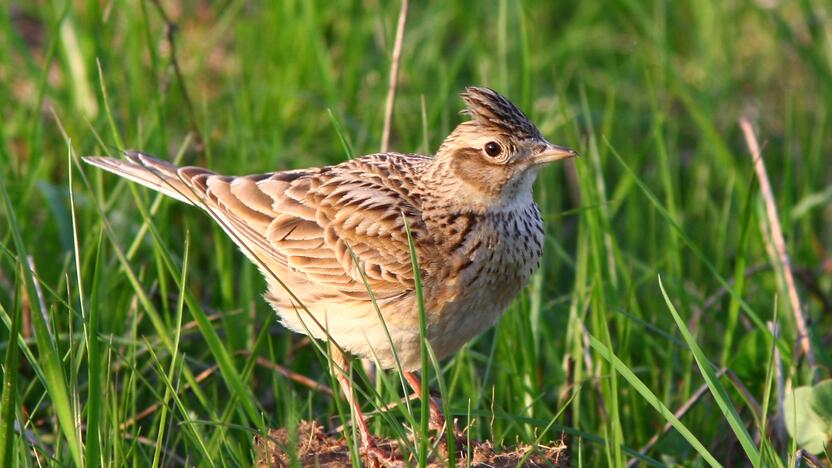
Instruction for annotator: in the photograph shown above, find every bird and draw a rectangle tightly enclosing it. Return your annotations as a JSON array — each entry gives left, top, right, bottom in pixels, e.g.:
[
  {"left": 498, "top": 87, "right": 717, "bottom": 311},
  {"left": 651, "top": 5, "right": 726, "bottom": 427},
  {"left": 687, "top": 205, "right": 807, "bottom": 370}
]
[{"left": 84, "top": 86, "right": 577, "bottom": 463}]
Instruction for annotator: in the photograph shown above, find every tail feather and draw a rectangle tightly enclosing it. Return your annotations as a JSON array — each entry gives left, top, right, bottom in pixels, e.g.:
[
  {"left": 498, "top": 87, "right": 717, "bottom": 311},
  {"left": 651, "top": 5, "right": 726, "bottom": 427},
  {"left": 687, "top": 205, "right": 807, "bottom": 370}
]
[
  {"left": 82, "top": 151, "right": 211, "bottom": 205},
  {"left": 83, "top": 150, "right": 282, "bottom": 269}
]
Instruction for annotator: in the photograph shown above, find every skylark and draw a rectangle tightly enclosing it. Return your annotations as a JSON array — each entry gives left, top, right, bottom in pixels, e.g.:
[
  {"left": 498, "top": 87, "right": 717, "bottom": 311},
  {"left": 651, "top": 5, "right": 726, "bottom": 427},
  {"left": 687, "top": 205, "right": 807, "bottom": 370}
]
[{"left": 84, "top": 86, "right": 577, "bottom": 462}]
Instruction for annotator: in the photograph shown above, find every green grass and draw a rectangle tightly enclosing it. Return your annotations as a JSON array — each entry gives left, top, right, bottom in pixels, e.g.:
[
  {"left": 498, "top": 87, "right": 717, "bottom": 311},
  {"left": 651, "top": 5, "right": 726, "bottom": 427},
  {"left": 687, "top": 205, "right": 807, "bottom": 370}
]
[{"left": 2, "top": 0, "right": 831, "bottom": 466}]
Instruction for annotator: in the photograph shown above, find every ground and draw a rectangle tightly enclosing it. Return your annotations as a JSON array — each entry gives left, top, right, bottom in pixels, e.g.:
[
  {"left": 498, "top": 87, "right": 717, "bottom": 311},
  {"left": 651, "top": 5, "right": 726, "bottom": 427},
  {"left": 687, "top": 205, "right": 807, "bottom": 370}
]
[{"left": 253, "top": 420, "right": 568, "bottom": 467}]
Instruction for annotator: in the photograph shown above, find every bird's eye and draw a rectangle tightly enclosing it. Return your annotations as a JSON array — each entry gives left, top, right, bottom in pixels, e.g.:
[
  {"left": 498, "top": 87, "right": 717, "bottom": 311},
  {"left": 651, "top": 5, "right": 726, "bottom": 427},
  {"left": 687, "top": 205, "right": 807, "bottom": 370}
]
[{"left": 483, "top": 141, "right": 502, "bottom": 157}]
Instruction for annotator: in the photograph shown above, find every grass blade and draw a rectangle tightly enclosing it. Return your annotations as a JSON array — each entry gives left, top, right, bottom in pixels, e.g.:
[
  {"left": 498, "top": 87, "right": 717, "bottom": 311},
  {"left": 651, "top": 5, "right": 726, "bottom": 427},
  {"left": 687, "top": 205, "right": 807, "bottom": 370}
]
[
  {"left": 69, "top": 144, "right": 102, "bottom": 467},
  {"left": 403, "top": 215, "right": 430, "bottom": 466},
  {"left": 0, "top": 240, "right": 22, "bottom": 466},
  {"left": 1, "top": 178, "right": 83, "bottom": 467},
  {"left": 658, "top": 276, "right": 761, "bottom": 466},
  {"left": 587, "top": 334, "right": 722, "bottom": 467}
]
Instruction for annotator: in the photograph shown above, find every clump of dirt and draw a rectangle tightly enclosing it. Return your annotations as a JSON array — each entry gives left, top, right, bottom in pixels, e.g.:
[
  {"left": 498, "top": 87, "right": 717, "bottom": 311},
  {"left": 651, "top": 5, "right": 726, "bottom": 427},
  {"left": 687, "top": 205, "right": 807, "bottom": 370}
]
[{"left": 254, "top": 420, "right": 568, "bottom": 467}]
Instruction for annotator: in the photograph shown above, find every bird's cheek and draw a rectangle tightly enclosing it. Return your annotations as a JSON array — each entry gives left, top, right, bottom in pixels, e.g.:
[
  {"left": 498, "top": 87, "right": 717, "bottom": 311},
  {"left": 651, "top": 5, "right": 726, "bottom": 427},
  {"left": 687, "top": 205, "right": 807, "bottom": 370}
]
[{"left": 450, "top": 156, "right": 509, "bottom": 198}]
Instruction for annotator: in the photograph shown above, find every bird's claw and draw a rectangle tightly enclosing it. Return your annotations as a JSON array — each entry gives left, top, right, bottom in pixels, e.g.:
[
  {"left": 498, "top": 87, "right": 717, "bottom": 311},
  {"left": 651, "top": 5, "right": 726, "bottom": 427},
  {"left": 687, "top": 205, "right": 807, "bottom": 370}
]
[{"left": 362, "top": 444, "right": 398, "bottom": 468}]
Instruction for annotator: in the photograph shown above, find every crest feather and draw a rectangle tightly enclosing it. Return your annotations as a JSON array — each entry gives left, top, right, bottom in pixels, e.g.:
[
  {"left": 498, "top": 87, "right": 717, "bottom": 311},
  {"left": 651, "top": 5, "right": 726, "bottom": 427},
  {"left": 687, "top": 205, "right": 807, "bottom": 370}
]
[{"left": 460, "top": 87, "right": 541, "bottom": 139}]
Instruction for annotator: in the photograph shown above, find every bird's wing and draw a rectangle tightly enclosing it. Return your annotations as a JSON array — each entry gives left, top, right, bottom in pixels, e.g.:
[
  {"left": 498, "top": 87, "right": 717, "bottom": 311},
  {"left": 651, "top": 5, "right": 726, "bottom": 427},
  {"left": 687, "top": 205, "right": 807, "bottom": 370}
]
[
  {"left": 84, "top": 151, "right": 432, "bottom": 301},
  {"left": 257, "top": 156, "right": 432, "bottom": 300}
]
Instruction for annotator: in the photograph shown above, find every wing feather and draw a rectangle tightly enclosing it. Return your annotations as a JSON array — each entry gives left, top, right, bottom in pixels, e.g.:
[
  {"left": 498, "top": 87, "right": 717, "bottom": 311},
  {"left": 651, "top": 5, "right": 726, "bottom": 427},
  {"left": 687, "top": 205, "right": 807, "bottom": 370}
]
[{"left": 201, "top": 155, "right": 433, "bottom": 300}]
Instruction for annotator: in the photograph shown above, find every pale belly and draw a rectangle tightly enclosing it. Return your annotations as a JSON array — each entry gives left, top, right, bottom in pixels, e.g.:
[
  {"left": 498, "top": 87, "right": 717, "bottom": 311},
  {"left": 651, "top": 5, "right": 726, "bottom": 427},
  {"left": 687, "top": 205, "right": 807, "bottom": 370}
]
[
  {"left": 427, "top": 242, "right": 542, "bottom": 360},
  {"left": 426, "top": 281, "right": 524, "bottom": 362}
]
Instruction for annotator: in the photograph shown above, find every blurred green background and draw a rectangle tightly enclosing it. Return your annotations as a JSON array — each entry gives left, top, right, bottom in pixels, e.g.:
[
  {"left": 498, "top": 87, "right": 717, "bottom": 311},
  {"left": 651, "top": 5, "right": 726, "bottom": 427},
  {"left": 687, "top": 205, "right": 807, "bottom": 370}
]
[{"left": 1, "top": 0, "right": 830, "bottom": 466}]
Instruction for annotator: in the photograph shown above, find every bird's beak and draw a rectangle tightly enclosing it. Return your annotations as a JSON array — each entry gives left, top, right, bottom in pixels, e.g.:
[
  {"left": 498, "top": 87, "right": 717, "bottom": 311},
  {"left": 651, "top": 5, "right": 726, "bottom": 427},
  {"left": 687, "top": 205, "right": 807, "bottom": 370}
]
[{"left": 530, "top": 142, "right": 579, "bottom": 166}]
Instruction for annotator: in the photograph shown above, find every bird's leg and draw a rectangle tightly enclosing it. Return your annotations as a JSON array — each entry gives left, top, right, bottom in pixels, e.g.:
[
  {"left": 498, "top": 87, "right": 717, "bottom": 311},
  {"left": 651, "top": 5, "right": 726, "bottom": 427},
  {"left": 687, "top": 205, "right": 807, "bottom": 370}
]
[
  {"left": 330, "top": 346, "right": 390, "bottom": 466},
  {"left": 403, "top": 371, "right": 452, "bottom": 433},
  {"left": 404, "top": 371, "right": 468, "bottom": 459}
]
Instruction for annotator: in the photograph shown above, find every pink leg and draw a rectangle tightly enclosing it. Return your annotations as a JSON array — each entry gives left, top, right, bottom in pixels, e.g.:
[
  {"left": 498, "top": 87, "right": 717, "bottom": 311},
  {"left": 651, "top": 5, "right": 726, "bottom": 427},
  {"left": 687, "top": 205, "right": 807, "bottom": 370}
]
[{"left": 403, "top": 371, "right": 449, "bottom": 431}]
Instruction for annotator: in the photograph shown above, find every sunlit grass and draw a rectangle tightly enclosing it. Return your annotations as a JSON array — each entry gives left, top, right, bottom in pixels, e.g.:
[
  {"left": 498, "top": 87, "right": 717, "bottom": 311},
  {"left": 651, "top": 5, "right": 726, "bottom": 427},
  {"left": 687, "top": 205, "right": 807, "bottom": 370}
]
[{"left": 1, "top": 0, "right": 831, "bottom": 466}]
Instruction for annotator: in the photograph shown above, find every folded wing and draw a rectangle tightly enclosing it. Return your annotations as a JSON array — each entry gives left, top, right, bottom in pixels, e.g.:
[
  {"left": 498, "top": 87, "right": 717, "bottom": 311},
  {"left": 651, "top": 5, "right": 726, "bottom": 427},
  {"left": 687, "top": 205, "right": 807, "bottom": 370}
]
[{"left": 84, "top": 151, "right": 433, "bottom": 303}]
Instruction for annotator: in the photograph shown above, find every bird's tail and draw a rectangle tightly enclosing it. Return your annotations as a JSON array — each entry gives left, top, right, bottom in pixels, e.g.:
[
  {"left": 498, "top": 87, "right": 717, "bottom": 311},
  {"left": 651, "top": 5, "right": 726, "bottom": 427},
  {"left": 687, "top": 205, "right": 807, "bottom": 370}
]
[{"left": 83, "top": 151, "right": 213, "bottom": 205}]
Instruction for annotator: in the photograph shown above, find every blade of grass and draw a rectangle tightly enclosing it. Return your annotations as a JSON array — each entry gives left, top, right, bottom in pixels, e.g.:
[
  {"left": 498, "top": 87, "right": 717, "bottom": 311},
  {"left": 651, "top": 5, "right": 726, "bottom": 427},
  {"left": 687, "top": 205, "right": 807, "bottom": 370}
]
[
  {"left": 327, "top": 109, "right": 355, "bottom": 159},
  {"left": 143, "top": 338, "right": 214, "bottom": 466},
  {"left": 658, "top": 276, "right": 761, "bottom": 466},
  {"left": 0, "top": 246, "right": 22, "bottom": 466},
  {"left": 69, "top": 144, "right": 102, "bottom": 467},
  {"left": 721, "top": 176, "right": 757, "bottom": 366},
  {"left": 379, "top": 0, "right": 408, "bottom": 153},
  {"left": 58, "top": 5, "right": 97, "bottom": 118},
  {"left": 403, "top": 215, "right": 430, "bottom": 467},
  {"left": 587, "top": 334, "right": 721, "bottom": 467},
  {"left": 740, "top": 118, "right": 815, "bottom": 374},
  {"left": 759, "top": 308, "right": 785, "bottom": 468},
  {"left": 1, "top": 178, "right": 83, "bottom": 467},
  {"left": 151, "top": 232, "right": 189, "bottom": 468},
  {"left": 96, "top": 60, "right": 124, "bottom": 151},
  {"left": 84, "top": 230, "right": 106, "bottom": 468}
]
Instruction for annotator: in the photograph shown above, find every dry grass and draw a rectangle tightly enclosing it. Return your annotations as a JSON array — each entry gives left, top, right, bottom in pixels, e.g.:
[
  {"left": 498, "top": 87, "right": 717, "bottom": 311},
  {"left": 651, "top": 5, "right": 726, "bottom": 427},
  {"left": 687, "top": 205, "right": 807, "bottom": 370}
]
[{"left": 254, "top": 420, "right": 568, "bottom": 467}]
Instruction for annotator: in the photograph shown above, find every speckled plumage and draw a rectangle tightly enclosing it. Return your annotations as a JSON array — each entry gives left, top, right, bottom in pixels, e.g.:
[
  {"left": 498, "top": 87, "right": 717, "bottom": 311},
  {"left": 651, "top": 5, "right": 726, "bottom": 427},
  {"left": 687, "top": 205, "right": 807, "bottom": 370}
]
[{"left": 84, "top": 87, "right": 576, "bottom": 372}]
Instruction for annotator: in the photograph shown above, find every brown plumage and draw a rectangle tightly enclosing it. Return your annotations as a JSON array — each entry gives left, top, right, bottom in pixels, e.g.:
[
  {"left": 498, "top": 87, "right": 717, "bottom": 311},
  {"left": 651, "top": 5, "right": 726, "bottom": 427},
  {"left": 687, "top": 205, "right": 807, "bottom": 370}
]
[{"left": 84, "top": 86, "right": 576, "bottom": 459}]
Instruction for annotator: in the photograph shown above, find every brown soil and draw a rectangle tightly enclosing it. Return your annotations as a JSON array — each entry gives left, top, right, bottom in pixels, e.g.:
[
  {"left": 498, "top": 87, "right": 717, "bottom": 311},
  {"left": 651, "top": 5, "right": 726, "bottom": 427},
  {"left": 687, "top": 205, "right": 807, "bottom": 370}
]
[{"left": 254, "top": 420, "right": 568, "bottom": 467}]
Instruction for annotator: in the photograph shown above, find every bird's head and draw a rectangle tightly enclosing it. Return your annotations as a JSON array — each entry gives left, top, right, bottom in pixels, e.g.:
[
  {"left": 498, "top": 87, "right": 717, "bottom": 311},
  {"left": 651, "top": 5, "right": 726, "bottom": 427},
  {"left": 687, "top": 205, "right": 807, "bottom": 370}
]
[{"left": 431, "top": 87, "right": 577, "bottom": 209}]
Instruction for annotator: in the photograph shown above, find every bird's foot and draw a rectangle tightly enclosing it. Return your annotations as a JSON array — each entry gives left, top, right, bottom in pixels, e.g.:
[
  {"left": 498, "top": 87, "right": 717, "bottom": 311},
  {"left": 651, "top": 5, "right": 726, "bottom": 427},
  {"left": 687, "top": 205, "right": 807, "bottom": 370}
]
[
  {"left": 432, "top": 417, "right": 473, "bottom": 461},
  {"left": 361, "top": 442, "right": 399, "bottom": 468}
]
